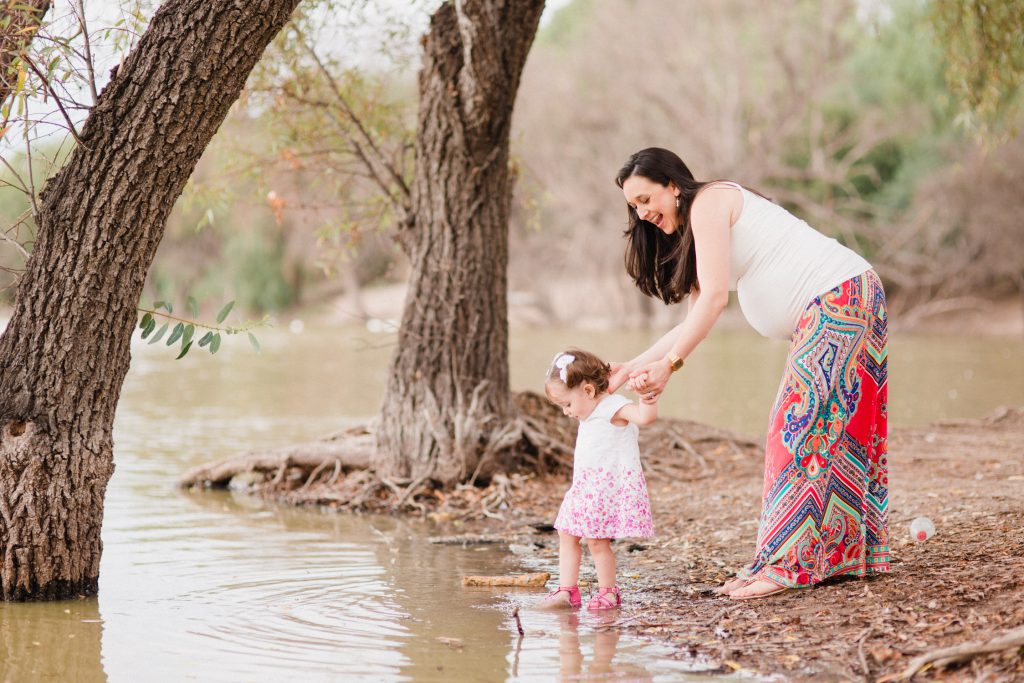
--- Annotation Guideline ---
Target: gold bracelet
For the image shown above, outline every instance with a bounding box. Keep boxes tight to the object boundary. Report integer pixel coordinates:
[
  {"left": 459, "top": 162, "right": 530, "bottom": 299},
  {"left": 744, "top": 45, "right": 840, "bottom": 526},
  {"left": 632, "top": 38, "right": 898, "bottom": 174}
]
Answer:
[{"left": 667, "top": 353, "right": 684, "bottom": 372}]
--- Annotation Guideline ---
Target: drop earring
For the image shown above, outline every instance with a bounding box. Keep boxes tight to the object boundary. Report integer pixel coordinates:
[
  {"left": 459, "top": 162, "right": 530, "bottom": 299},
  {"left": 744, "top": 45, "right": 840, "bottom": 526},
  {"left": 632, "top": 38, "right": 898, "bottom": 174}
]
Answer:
[{"left": 675, "top": 196, "right": 681, "bottom": 210}]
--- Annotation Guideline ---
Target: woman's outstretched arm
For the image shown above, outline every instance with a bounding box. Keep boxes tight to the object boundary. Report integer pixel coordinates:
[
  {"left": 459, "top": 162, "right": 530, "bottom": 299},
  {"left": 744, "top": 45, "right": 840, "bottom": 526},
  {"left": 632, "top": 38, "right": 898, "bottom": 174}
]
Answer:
[
  {"left": 624, "top": 187, "right": 736, "bottom": 397},
  {"left": 619, "top": 291, "right": 701, "bottom": 371}
]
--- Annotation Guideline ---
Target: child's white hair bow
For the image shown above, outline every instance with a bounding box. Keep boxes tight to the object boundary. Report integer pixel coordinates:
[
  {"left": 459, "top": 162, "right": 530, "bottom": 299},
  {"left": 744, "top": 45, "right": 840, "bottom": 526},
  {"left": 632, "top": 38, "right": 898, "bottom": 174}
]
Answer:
[{"left": 550, "top": 352, "right": 575, "bottom": 383}]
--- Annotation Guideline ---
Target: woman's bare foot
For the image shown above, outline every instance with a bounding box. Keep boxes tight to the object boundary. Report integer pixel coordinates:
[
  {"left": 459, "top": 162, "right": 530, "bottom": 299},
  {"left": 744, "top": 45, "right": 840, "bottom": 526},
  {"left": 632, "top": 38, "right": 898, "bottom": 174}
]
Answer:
[
  {"left": 713, "top": 577, "right": 747, "bottom": 595},
  {"left": 728, "top": 579, "right": 788, "bottom": 600}
]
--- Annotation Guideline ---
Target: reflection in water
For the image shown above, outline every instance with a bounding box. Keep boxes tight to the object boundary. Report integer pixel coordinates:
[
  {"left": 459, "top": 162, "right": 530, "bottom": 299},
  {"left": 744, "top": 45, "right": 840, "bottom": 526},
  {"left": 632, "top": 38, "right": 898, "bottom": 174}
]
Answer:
[
  {"left": 555, "top": 611, "right": 652, "bottom": 682},
  {"left": 508, "top": 600, "right": 716, "bottom": 682},
  {"left": 0, "top": 599, "right": 105, "bottom": 682},
  {"left": 101, "top": 490, "right": 409, "bottom": 681}
]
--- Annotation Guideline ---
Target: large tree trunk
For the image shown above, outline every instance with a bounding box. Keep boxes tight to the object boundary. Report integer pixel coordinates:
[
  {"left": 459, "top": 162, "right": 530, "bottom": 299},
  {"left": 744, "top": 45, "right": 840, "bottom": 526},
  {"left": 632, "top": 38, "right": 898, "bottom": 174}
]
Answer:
[
  {"left": 0, "top": 0, "right": 299, "bottom": 601},
  {"left": 374, "top": 0, "right": 545, "bottom": 486}
]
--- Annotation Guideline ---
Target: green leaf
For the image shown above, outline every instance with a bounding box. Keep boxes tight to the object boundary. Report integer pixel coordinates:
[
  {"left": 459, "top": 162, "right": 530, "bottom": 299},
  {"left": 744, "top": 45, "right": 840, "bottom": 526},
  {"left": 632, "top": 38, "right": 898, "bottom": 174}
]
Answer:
[
  {"left": 248, "top": 332, "right": 261, "bottom": 354},
  {"left": 182, "top": 324, "right": 195, "bottom": 347},
  {"left": 197, "top": 331, "right": 214, "bottom": 348},
  {"left": 167, "top": 323, "right": 184, "bottom": 346},
  {"left": 139, "top": 312, "right": 153, "bottom": 329},
  {"left": 148, "top": 323, "right": 168, "bottom": 344},
  {"left": 210, "top": 333, "right": 221, "bottom": 354},
  {"left": 163, "top": 301, "right": 173, "bottom": 314},
  {"left": 175, "top": 341, "right": 192, "bottom": 360},
  {"left": 216, "top": 300, "right": 234, "bottom": 324},
  {"left": 187, "top": 296, "right": 198, "bottom": 319},
  {"left": 153, "top": 300, "right": 164, "bottom": 310},
  {"left": 141, "top": 317, "right": 156, "bottom": 339}
]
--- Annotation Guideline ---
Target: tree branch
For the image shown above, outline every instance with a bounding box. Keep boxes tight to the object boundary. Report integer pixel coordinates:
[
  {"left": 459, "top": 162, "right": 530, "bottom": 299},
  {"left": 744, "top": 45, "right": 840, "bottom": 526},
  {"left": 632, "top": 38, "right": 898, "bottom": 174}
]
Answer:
[
  {"left": 74, "top": 0, "right": 99, "bottom": 106},
  {"left": 0, "top": 0, "right": 51, "bottom": 107},
  {"left": 295, "top": 32, "right": 411, "bottom": 205},
  {"left": 19, "top": 53, "right": 84, "bottom": 146}
]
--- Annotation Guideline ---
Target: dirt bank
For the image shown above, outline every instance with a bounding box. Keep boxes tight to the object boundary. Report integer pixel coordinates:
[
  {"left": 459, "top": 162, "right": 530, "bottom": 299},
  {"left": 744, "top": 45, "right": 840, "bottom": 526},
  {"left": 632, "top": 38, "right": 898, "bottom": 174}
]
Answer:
[{"left": 185, "top": 400, "right": 1024, "bottom": 681}]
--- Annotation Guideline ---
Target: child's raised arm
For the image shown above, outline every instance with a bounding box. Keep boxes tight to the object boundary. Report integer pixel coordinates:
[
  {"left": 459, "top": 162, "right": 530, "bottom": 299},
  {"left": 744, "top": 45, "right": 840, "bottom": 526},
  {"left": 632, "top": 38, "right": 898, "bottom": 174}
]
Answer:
[{"left": 611, "top": 397, "right": 658, "bottom": 427}]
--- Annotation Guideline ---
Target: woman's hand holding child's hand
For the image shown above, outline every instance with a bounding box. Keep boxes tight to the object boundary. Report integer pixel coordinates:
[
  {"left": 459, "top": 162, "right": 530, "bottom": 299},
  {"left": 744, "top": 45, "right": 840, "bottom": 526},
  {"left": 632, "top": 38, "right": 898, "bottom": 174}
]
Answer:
[{"left": 628, "top": 358, "right": 672, "bottom": 401}]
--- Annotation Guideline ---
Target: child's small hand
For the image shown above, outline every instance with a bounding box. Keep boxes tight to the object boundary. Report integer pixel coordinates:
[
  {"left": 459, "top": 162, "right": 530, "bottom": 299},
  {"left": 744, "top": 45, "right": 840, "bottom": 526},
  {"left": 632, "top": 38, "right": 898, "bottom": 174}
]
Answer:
[
  {"left": 608, "top": 362, "right": 630, "bottom": 393},
  {"left": 639, "top": 392, "right": 660, "bottom": 405}
]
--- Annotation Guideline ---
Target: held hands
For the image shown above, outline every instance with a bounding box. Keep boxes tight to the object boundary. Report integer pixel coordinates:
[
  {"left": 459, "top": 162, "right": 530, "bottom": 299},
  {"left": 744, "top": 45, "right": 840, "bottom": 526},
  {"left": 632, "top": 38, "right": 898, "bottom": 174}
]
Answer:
[{"left": 627, "top": 358, "right": 672, "bottom": 401}]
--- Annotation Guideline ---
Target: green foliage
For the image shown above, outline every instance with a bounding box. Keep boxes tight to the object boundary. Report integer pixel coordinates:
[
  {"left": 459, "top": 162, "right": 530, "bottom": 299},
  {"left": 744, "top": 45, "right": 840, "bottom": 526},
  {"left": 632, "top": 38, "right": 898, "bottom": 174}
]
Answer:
[
  {"left": 536, "top": 0, "right": 595, "bottom": 48},
  {"left": 931, "top": 0, "right": 1024, "bottom": 137},
  {"left": 773, "top": 1, "right": 966, "bottom": 233},
  {"left": 136, "top": 297, "right": 267, "bottom": 360},
  {"left": 223, "top": 226, "right": 297, "bottom": 313}
]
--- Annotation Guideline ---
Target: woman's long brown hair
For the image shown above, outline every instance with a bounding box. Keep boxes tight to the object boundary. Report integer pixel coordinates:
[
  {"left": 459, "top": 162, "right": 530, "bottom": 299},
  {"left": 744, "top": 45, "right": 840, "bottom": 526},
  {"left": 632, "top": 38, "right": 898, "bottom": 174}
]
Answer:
[{"left": 615, "top": 147, "right": 709, "bottom": 304}]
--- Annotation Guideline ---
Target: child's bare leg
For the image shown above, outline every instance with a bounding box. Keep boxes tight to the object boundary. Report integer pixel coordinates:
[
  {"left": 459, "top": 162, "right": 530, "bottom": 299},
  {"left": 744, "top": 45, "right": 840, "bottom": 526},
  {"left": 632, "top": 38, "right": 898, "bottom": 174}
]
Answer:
[
  {"left": 559, "top": 532, "right": 582, "bottom": 586},
  {"left": 539, "top": 531, "right": 582, "bottom": 609},
  {"left": 586, "top": 538, "right": 616, "bottom": 588}
]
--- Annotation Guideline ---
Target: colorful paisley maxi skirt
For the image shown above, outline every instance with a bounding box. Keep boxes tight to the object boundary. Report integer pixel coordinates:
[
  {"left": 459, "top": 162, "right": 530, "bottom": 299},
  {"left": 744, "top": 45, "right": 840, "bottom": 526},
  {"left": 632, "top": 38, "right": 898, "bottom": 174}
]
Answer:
[{"left": 737, "top": 270, "right": 890, "bottom": 589}]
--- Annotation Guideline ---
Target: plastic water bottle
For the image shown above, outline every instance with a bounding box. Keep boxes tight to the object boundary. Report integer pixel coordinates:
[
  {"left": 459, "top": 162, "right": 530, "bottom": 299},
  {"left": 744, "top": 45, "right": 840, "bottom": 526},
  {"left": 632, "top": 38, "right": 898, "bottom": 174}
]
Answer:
[{"left": 909, "top": 517, "right": 935, "bottom": 542}]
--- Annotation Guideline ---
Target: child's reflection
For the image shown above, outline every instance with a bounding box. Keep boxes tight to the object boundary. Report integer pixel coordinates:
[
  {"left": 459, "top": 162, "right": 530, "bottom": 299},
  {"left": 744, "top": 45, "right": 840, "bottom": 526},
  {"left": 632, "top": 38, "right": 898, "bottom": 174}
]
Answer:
[{"left": 555, "top": 611, "right": 653, "bottom": 682}]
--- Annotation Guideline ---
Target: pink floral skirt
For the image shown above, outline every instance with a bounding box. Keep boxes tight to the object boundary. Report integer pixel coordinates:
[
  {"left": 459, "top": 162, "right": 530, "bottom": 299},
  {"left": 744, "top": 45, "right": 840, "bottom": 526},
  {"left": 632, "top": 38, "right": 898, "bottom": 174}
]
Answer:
[{"left": 554, "top": 466, "right": 654, "bottom": 540}]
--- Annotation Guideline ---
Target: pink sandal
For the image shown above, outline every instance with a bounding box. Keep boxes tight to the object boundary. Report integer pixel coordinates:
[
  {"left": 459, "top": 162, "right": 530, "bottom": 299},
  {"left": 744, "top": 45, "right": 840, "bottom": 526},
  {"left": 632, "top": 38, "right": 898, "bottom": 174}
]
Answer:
[
  {"left": 539, "top": 585, "right": 581, "bottom": 609},
  {"left": 587, "top": 586, "right": 621, "bottom": 610}
]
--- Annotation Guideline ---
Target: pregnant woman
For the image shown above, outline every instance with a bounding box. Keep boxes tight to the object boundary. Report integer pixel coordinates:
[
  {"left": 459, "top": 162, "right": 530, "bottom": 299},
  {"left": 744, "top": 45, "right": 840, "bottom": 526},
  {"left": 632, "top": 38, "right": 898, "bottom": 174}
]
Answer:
[{"left": 609, "top": 147, "right": 890, "bottom": 599}]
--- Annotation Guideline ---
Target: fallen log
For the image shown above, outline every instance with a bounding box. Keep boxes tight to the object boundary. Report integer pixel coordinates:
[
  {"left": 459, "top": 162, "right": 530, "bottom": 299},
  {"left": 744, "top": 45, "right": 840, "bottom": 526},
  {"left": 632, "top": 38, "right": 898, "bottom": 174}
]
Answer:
[
  {"left": 462, "top": 572, "right": 550, "bottom": 587},
  {"left": 428, "top": 534, "right": 506, "bottom": 546}
]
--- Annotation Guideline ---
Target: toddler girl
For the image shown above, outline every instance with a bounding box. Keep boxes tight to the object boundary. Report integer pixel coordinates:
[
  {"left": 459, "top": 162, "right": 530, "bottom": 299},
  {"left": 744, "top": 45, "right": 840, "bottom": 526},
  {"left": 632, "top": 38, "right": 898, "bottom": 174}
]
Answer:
[{"left": 539, "top": 349, "right": 657, "bottom": 610}]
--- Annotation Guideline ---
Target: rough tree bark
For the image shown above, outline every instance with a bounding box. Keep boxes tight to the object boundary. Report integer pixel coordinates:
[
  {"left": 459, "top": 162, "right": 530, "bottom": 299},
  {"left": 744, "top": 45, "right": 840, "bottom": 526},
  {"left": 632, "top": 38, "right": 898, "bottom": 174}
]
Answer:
[
  {"left": 0, "top": 0, "right": 51, "bottom": 106},
  {"left": 374, "top": 0, "right": 546, "bottom": 487},
  {"left": 0, "top": 0, "right": 300, "bottom": 601}
]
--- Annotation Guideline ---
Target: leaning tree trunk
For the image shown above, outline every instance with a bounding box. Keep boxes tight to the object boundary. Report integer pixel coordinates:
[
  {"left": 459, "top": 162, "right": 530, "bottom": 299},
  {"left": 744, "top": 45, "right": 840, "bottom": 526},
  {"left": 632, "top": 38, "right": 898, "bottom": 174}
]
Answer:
[
  {"left": 0, "top": 0, "right": 300, "bottom": 601},
  {"left": 375, "top": 0, "right": 546, "bottom": 486}
]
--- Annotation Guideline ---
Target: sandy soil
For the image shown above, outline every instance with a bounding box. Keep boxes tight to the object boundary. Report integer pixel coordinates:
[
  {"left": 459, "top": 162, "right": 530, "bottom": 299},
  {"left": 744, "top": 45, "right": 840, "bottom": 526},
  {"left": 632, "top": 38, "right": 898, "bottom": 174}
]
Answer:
[{"left": 437, "top": 406, "right": 1024, "bottom": 682}]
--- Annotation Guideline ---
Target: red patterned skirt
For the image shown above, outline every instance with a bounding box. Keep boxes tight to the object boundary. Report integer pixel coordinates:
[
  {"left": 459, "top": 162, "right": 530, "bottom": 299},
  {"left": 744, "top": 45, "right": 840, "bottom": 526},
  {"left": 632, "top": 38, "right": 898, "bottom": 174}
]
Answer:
[{"left": 738, "top": 269, "right": 890, "bottom": 589}]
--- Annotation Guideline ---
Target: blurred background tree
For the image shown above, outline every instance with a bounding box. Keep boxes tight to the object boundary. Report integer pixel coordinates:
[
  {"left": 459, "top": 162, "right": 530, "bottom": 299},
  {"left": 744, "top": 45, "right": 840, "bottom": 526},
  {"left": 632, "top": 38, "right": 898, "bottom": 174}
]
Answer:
[
  {"left": 3, "top": 0, "right": 1022, "bottom": 328},
  {"left": 508, "top": 0, "right": 1024, "bottom": 327},
  {"left": 932, "top": 0, "right": 1024, "bottom": 138}
]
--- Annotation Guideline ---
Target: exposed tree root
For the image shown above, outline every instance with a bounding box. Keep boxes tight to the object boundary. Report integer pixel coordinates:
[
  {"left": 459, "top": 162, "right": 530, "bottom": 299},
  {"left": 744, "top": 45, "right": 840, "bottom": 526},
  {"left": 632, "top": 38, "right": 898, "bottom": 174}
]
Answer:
[
  {"left": 178, "top": 391, "right": 761, "bottom": 518},
  {"left": 178, "top": 425, "right": 375, "bottom": 489},
  {"left": 885, "top": 626, "right": 1024, "bottom": 681}
]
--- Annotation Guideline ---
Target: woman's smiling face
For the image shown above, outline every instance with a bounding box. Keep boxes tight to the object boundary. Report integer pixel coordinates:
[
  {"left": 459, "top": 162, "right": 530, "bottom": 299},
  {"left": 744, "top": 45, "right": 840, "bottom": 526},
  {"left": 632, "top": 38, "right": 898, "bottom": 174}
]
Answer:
[{"left": 622, "top": 175, "right": 680, "bottom": 234}]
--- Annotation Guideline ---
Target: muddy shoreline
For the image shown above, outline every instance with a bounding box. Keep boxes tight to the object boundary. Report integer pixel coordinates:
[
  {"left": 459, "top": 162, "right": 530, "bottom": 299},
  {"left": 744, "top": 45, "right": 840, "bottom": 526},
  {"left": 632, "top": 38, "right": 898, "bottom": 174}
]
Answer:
[
  {"left": 463, "top": 407, "right": 1024, "bottom": 682},
  {"left": 191, "top": 405, "right": 1024, "bottom": 681}
]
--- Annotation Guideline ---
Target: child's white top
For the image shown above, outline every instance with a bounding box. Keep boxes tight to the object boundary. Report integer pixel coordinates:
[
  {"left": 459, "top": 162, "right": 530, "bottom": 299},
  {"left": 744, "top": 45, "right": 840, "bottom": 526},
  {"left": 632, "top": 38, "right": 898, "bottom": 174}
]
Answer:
[
  {"left": 723, "top": 182, "right": 871, "bottom": 340},
  {"left": 573, "top": 393, "right": 640, "bottom": 475},
  {"left": 555, "top": 392, "right": 653, "bottom": 539}
]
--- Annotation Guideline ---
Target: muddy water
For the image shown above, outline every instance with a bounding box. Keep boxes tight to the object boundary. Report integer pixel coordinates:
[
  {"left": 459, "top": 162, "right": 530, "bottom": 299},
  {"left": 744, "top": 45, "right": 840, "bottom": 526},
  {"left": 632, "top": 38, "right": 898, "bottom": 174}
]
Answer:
[{"left": 0, "top": 323, "right": 1020, "bottom": 681}]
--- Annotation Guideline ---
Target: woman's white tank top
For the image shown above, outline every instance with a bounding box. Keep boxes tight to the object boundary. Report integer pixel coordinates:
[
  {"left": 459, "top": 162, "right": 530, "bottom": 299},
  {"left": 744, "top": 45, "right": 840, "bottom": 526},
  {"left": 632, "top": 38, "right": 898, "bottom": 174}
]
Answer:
[{"left": 719, "top": 182, "right": 871, "bottom": 340}]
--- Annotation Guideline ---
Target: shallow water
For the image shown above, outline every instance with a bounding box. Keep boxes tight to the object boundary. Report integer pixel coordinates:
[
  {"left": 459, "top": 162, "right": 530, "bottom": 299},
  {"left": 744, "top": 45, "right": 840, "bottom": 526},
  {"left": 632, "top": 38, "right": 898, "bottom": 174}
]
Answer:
[{"left": 0, "top": 323, "right": 1021, "bottom": 681}]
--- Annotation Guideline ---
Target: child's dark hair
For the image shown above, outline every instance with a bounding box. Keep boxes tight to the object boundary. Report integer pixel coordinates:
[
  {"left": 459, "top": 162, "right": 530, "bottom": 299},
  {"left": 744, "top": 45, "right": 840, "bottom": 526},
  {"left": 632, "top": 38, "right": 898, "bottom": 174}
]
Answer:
[{"left": 545, "top": 348, "right": 611, "bottom": 395}]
